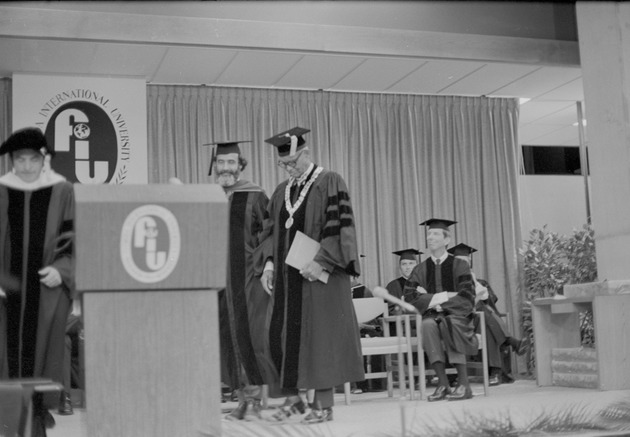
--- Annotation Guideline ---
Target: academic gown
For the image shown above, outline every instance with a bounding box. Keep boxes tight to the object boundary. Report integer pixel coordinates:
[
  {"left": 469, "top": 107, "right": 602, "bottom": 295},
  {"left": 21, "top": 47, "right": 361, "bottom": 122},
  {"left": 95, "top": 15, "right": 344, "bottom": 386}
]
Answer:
[
  {"left": 257, "top": 168, "right": 365, "bottom": 391},
  {"left": 385, "top": 276, "right": 406, "bottom": 314},
  {"left": 218, "top": 180, "right": 276, "bottom": 391},
  {"left": 403, "top": 256, "right": 478, "bottom": 356},
  {"left": 475, "top": 278, "right": 511, "bottom": 369},
  {"left": 0, "top": 172, "right": 74, "bottom": 385}
]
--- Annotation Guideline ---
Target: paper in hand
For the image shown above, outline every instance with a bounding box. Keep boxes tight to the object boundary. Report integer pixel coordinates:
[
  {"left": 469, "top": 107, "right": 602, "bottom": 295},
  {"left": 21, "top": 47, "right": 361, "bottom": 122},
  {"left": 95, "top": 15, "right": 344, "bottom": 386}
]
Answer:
[{"left": 285, "top": 231, "right": 329, "bottom": 283}]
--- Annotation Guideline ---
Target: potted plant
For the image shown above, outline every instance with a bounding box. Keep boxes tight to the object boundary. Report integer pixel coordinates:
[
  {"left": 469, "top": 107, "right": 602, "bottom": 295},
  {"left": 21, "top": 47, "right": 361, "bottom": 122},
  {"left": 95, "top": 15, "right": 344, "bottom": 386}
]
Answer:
[{"left": 519, "top": 224, "right": 597, "bottom": 373}]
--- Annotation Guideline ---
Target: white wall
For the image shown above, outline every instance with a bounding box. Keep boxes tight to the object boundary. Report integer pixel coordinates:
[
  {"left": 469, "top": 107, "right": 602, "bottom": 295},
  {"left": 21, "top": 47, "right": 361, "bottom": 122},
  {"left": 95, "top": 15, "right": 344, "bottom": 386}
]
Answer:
[{"left": 518, "top": 175, "right": 590, "bottom": 240}]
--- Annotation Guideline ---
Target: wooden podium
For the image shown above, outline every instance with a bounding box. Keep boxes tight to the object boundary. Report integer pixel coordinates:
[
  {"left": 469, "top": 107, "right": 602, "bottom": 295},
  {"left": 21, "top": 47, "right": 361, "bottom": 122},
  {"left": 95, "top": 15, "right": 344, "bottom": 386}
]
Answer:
[{"left": 74, "top": 184, "right": 228, "bottom": 437}]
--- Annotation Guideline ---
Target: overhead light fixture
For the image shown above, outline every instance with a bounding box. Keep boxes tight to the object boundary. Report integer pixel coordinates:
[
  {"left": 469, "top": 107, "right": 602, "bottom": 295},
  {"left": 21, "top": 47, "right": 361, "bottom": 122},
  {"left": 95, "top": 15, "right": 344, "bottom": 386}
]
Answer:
[
  {"left": 573, "top": 119, "right": 587, "bottom": 126},
  {"left": 519, "top": 97, "right": 531, "bottom": 104}
]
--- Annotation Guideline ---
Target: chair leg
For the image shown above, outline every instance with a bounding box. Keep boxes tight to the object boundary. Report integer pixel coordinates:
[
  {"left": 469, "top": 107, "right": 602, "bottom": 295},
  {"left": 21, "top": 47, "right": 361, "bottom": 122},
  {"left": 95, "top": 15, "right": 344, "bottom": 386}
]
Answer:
[
  {"left": 343, "top": 382, "right": 351, "bottom": 405},
  {"left": 479, "top": 312, "right": 489, "bottom": 396},
  {"left": 404, "top": 317, "right": 415, "bottom": 400},
  {"left": 261, "top": 384, "right": 269, "bottom": 409},
  {"left": 385, "top": 355, "right": 394, "bottom": 397}
]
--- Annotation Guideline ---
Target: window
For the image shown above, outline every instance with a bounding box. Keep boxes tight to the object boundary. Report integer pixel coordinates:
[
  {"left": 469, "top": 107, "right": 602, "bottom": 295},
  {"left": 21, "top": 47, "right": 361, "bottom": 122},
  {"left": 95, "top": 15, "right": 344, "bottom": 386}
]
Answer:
[{"left": 521, "top": 145, "right": 588, "bottom": 175}]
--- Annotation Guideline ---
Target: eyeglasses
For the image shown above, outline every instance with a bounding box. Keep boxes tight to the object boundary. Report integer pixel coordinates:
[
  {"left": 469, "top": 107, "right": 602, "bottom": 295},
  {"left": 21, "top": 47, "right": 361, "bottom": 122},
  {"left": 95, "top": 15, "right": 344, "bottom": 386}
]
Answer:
[{"left": 277, "top": 151, "right": 303, "bottom": 169}]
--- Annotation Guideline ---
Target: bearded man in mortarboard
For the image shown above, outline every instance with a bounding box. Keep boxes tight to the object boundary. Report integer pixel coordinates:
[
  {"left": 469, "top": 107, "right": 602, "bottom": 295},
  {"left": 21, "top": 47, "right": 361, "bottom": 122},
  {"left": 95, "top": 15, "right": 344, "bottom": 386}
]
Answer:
[
  {"left": 257, "top": 127, "right": 364, "bottom": 424},
  {"left": 206, "top": 140, "right": 275, "bottom": 421},
  {"left": 0, "top": 127, "right": 75, "bottom": 431}
]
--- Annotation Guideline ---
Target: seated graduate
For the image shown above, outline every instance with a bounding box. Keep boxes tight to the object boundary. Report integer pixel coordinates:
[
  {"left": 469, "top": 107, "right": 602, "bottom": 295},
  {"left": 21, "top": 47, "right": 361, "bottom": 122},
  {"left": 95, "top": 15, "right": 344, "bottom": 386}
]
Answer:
[
  {"left": 448, "top": 243, "right": 529, "bottom": 386},
  {"left": 385, "top": 248, "right": 421, "bottom": 314},
  {"left": 401, "top": 219, "right": 478, "bottom": 402}
]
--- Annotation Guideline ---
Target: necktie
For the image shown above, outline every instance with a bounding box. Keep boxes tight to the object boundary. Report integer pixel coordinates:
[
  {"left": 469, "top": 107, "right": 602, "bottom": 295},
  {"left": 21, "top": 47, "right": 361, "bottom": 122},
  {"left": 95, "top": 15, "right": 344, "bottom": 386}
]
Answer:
[{"left": 435, "top": 259, "right": 443, "bottom": 293}]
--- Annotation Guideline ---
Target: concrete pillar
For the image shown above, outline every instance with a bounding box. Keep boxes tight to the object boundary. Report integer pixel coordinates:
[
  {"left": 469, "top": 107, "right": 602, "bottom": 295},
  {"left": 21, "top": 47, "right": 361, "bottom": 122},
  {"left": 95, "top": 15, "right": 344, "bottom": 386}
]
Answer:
[{"left": 576, "top": 3, "right": 630, "bottom": 281}]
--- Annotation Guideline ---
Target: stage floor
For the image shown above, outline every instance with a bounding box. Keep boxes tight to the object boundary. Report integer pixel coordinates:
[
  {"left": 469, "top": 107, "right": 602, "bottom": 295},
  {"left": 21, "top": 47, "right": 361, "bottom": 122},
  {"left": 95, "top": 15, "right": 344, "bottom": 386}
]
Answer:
[{"left": 49, "top": 379, "right": 630, "bottom": 437}]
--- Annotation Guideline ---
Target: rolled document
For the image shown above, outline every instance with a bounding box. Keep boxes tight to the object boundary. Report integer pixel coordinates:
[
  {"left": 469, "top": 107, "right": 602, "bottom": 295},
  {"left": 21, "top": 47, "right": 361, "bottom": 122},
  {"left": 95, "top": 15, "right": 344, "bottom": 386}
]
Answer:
[{"left": 372, "top": 286, "right": 419, "bottom": 314}]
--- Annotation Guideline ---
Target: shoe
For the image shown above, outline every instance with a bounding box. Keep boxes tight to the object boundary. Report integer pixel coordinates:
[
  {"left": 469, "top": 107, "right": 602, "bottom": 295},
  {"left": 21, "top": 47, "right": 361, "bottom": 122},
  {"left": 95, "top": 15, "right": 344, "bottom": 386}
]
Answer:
[
  {"left": 267, "top": 398, "right": 306, "bottom": 422},
  {"left": 427, "top": 385, "right": 451, "bottom": 402},
  {"left": 302, "top": 407, "right": 333, "bottom": 424},
  {"left": 243, "top": 399, "right": 262, "bottom": 421},
  {"left": 351, "top": 387, "right": 363, "bottom": 394},
  {"left": 225, "top": 401, "right": 247, "bottom": 421},
  {"left": 42, "top": 410, "right": 56, "bottom": 429},
  {"left": 446, "top": 384, "right": 473, "bottom": 401},
  {"left": 516, "top": 338, "right": 530, "bottom": 356},
  {"left": 488, "top": 374, "right": 500, "bottom": 387},
  {"left": 58, "top": 391, "right": 74, "bottom": 416}
]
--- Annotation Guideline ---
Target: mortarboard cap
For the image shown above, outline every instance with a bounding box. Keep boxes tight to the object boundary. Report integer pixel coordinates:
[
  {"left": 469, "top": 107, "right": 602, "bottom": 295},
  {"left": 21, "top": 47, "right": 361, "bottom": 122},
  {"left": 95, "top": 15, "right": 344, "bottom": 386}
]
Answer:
[
  {"left": 447, "top": 243, "right": 477, "bottom": 257},
  {"left": 264, "top": 127, "right": 310, "bottom": 157},
  {"left": 202, "top": 140, "right": 250, "bottom": 176},
  {"left": 419, "top": 218, "right": 457, "bottom": 230},
  {"left": 392, "top": 248, "right": 422, "bottom": 261},
  {"left": 0, "top": 127, "right": 53, "bottom": 157},
  {"left": 448, "top": 243, "right": 477, "bottom": 267}
]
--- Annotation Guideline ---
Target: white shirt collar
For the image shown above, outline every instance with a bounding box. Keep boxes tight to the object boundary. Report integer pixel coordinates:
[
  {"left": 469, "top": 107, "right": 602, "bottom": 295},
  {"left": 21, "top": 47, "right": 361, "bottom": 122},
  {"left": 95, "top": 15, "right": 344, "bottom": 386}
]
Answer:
[
  {"left": 0, "top": 169, "right": 66, "bottom": 190},
  {"left": 430, "top": 252, "right": 449, "bottom": 264}
]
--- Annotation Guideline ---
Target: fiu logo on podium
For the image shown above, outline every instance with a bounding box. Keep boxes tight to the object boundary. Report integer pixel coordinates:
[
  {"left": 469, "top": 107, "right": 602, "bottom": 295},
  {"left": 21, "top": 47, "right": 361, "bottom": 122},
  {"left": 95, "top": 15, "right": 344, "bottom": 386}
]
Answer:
[{"left": 120, "top": 205, "right": 181, "bottom": 283}]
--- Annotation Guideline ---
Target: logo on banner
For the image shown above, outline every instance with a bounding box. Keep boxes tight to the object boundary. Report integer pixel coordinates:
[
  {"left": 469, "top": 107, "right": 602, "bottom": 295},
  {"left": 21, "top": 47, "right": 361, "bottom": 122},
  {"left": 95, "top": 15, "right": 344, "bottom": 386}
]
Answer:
[
  {"left": 36, "top": 89, "right": 131, "bottom": 184},
  {"left": 120, "top": 205, "right": 181, "bottom": 283}
]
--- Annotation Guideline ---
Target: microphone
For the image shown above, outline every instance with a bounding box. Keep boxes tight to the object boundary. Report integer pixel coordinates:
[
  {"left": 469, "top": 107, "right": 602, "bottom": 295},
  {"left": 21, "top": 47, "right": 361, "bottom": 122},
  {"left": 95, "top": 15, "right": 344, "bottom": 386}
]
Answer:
[{"left": 372, "top": 286, "right": 419, "bottom": 314}]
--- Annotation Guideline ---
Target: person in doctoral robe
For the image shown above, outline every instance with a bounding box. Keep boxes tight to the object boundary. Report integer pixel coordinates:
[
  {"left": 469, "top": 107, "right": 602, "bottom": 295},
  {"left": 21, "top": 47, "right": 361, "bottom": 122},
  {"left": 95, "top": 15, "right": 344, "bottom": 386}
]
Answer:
[
  {"left": 0, "top": 127, "right": 75, "bottom": 433},
  {"left": 257, "top": 127, "right": 364, "bottom": 424},
  {"left": 401, "top": 219, "right": 478, "bottom": 402},
  {"left": 385, "top": 248, "right": 421, "bottom": 314},
  {"left": 205, "top": 140, "right": 275, "bottom": 421},
  {"left": 448, "top": 243, "right": 529, "bottom": 386}
]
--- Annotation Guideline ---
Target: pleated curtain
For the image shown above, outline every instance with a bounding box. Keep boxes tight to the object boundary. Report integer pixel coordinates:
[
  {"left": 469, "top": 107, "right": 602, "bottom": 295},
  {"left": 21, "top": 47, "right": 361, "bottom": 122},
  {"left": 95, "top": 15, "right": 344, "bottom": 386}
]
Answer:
[
  {"left": 146, "top": 85, "right": 522, "bottom": 325},
  {"left": 0, "top": 80, "right": 523, "bottom": 331}
]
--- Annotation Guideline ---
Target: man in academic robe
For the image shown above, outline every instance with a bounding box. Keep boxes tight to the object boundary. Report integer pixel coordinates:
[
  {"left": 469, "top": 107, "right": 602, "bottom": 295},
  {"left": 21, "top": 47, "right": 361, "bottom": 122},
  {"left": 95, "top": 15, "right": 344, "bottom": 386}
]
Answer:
[
  {"left": 207, "top": 140, "right": 274, "bottom": 421},
  {"left": 402, "top": 219, "right": 478, "bottom": 401},
  {"left": 257, "top": 127, "right": 364, "bottom": 424},
  {"left": 0, "top": 127, "right": 75, "bottom": 431},
  {"left": 448, "top": 243, "right": 528, "bottom": 386},
  {"left": 385, "top": 248, "right": 421, "bottom": 314}
]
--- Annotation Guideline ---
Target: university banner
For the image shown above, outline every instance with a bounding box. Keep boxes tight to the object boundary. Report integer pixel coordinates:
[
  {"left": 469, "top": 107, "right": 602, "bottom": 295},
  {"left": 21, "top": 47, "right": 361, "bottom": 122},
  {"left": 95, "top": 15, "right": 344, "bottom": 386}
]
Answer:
[{"left": 13, "top": 73, "right": 148, "bottom": 184}]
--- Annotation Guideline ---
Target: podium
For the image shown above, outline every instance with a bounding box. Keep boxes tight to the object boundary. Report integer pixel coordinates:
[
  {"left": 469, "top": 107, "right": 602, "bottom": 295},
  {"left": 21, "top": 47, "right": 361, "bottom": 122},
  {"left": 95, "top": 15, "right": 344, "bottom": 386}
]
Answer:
[{"left": 74, "top": 184, "right": 228, "bottom": 437}]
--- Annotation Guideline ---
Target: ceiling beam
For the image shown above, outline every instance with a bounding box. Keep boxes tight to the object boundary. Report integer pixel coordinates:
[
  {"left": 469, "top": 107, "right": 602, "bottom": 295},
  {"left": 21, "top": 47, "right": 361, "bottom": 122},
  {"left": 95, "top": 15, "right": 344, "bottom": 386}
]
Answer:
[{"left": 0, "top": 5, "right": 580, "bottom": 67}]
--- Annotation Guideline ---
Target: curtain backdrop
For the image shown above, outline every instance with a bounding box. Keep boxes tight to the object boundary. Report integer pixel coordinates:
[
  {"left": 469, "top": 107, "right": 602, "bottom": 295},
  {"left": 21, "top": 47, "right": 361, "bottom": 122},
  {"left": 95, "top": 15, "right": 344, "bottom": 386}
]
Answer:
[
  {"left": 147, "top": 85, "right": 523, "bottom": 326},
  {"left": 0, "top": 82, "right": 522, "bottom": 333}
]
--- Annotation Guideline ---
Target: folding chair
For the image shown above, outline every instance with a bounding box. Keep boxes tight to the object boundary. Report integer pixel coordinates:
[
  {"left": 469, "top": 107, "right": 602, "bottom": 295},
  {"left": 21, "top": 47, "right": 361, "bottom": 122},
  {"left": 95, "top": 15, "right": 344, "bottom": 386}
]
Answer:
[
  {"left": 343, "top": 297, "right": 417, "bottom": 405},
  {"left": 416, "top": 311, "right": 489, "bottom": 400}
]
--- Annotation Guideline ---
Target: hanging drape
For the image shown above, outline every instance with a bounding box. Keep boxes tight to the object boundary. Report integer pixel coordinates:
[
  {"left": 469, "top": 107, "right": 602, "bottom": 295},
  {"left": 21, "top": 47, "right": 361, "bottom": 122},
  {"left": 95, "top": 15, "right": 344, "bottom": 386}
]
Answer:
[
  {"left": 146, "top": 85, "right": 522, "bottom": 325},
  {"left": 0, "top": 82, "right": 522, "bottom": 330}
]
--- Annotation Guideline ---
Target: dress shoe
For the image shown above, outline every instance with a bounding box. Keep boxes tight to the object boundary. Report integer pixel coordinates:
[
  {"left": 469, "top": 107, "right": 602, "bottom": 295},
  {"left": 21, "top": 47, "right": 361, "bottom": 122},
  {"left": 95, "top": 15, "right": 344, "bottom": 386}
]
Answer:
[
  {"left": 488, "top": 374, "right": 500, "bottom": 386},
  {"left": 427, "top": 385, "right": 451, "bottom": 402},
  {"left": 446, "top": 384, "right": 473, "bottom": 401},
  {"left": 302, "top": 407, "right": 333, "bottom": 424},
  {"left": 225, "top": 401, "right": 247, "bottom": 421},
  {"left": 268, "top": 397, "right": 306, "bottom": 422},
  {"left": 42, "top": 410, "right": 56, "bottom": 429},
  {"left": 58, "top": 391, "right": 74, "bottom": 416}
]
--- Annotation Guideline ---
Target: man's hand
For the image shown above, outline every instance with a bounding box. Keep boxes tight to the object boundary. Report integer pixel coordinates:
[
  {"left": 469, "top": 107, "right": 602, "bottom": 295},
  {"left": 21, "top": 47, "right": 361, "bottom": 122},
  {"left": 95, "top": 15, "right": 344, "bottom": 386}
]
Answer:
[
  {"left": 300, "top": 260, "right": 325, "bottom": 282},
  {"left": 38, "top": 266, "right": 62, "bottom": 288},
  {"left": 416, "top": 286, "right": 428, "bottom": 294},
  {"left": 261, "top": 269, "right": 274, "bottom": 295}
]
